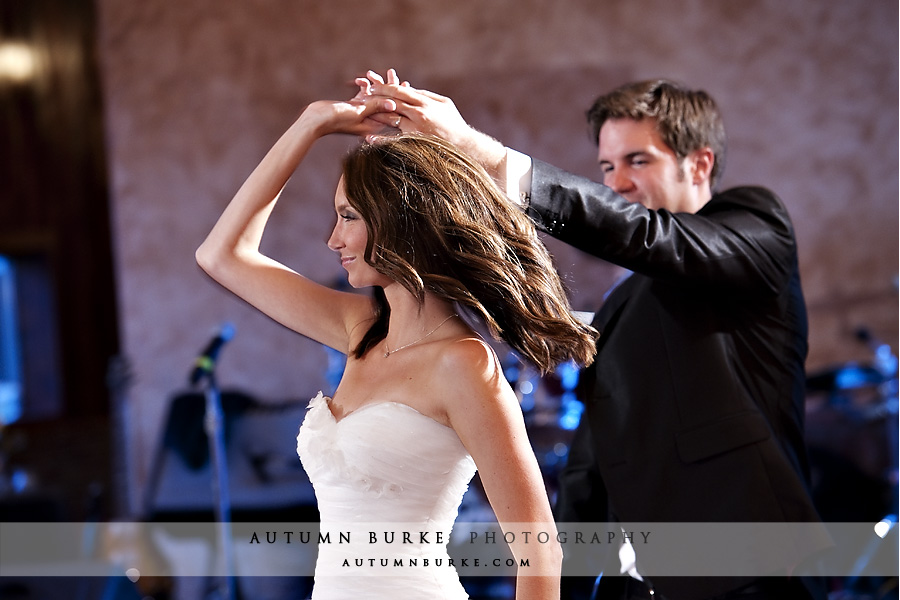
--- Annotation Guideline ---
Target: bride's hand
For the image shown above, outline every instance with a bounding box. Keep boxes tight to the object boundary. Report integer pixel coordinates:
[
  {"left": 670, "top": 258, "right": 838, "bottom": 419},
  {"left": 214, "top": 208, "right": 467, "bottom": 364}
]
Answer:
[
  {"left": 360, "top": 69, "right": 478, "bottom": 146},
  {"left": 359, "top": 68, "right": 507, "bottom": 177},
  {"left": 301, "top": 97, "right": 396, "bottom": 138}
]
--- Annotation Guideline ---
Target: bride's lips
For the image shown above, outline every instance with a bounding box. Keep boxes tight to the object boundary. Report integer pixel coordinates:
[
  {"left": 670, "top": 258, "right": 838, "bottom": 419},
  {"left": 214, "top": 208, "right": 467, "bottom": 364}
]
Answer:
[{"left": 340, "top": 256, "right": 355, "bottom": 268}]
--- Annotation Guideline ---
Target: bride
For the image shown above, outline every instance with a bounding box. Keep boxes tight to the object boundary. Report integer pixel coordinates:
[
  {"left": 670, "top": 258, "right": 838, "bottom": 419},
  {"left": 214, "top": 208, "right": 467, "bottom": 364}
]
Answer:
[{"left": 196, "top": 84, "right": 596, "bottom": 599}]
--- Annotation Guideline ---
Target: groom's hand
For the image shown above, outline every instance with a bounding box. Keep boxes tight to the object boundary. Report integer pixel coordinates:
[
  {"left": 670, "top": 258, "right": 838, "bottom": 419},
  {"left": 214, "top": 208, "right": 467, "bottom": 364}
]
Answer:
[{"left": 361, "top": 69, "right": 507, "bottom": 179}]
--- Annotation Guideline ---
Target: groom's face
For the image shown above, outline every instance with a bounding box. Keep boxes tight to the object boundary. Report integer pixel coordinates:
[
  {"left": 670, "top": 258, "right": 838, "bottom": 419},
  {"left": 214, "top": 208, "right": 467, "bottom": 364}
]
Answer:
[{"left": 597, "top": 117, "right": 707, "bottom": 215}]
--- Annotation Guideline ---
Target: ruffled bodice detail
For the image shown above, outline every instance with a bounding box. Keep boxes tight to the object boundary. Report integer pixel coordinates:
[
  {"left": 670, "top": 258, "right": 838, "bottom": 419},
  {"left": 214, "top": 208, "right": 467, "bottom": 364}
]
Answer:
[{"left": 295, "top": 392, "right": 477, "bottom": 599}]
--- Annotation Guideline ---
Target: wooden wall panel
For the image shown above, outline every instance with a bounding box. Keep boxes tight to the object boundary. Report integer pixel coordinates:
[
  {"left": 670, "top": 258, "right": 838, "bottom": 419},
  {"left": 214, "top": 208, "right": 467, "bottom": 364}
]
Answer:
[{"left": 1, "top": 0, "right": 119, "bottom": 418}]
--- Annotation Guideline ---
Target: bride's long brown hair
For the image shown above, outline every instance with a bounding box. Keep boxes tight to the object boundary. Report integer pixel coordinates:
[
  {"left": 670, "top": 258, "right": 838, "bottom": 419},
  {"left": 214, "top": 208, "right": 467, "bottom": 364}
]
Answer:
[{"left": 341, "top": 133, "right": 596, "bottom": 372}]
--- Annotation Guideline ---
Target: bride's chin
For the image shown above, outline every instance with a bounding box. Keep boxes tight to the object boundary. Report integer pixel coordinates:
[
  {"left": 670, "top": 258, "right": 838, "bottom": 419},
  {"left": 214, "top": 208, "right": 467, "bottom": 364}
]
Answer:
[{"left": 346, "top": 276, "right": 378, "bottom": 290}]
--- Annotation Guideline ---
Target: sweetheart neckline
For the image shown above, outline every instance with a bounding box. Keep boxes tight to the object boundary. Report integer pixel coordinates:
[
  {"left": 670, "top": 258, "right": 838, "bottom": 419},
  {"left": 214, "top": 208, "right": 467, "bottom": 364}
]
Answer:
[{"left": 323, "top": 396, "right": 453, "bottom": 431}]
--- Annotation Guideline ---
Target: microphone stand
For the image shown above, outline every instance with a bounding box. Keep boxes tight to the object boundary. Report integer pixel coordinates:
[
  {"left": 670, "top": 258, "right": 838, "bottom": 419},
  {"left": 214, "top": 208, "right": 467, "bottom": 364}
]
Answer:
[{"left": 196, "top": 366, "right": 237, "bottom": 600}]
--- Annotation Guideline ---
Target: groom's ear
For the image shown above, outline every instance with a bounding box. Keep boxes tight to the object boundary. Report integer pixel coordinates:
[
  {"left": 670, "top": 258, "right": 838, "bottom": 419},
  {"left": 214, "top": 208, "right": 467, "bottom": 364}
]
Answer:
[{"left": 687, "top": 146, "right": 715, "bottom": 186}]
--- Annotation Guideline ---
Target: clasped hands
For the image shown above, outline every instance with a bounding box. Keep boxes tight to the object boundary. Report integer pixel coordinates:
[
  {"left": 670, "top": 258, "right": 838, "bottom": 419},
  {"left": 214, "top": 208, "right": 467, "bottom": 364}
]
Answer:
[
  {"left": 349, "top": 69, "right": 473, "bottom": 147},
  {"left": 344, "top": 69, "right": 507, "bottom": 178}
]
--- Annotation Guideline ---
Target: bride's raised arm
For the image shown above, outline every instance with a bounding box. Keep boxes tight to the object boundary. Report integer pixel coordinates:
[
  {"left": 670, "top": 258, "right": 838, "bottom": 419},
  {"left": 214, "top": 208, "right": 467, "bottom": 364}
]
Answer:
[{"left": 196, "top": 98, "right": 389, "bottom": 353}]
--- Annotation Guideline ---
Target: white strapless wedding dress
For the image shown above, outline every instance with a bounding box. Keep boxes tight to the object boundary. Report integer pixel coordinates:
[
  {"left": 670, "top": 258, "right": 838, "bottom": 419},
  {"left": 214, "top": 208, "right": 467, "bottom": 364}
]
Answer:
[{"left": 296, "top": 392, "right": 477, "bottom": 599}]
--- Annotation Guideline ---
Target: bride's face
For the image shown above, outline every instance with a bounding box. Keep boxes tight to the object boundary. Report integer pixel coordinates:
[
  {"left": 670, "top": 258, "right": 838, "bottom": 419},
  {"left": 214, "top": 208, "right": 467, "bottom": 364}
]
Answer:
[{"left": 327, "top": 179, "right": 392, "bottom": 289}]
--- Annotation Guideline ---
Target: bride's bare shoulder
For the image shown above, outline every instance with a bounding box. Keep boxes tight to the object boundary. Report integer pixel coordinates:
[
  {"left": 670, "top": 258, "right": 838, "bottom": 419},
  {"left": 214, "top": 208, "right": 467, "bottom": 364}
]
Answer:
[
  {"left": 437, "top": 336, "right": 498, "bottom": 373},
  {"left": 433, "top": 336, "right": 512, "bottom": 408}
]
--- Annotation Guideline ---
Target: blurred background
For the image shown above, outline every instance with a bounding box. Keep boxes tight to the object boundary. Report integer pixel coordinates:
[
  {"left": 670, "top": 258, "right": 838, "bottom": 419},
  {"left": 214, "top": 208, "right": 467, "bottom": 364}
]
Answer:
[{"left": 0, "top": 0, "right": 897, "bottom": 599}]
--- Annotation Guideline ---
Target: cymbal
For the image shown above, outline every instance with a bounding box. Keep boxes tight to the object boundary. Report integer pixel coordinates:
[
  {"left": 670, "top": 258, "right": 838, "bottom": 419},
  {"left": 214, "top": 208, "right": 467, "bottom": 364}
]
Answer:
[{"left": 806, "top": 363, "right": 889, "bottom": 392}]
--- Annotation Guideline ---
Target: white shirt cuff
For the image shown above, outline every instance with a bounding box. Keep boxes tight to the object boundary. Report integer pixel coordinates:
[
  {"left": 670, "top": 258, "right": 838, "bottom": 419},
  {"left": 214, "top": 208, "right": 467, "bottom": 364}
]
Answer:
[{"left": 504, "top": 147, "right": 533, "bottom": 207}]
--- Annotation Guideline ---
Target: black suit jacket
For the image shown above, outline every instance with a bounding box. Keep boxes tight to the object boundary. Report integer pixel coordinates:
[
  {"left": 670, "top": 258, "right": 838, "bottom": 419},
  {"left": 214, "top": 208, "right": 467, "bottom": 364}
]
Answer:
[{"left": 527, "top": 160, "right": 830, "bottom": 599}]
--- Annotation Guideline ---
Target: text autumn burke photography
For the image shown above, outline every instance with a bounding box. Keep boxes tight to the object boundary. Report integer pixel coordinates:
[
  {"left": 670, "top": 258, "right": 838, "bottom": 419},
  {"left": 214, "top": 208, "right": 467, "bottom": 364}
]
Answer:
[{"left": 246, "top": 527, "right": 652, "bottom": 546}]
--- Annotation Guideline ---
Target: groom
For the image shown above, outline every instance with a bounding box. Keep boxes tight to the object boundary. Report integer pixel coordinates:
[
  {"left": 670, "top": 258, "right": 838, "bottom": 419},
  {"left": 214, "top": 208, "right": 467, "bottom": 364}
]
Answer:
[{"left": 362, "top": 71, "right": 831, "bottom": 600}]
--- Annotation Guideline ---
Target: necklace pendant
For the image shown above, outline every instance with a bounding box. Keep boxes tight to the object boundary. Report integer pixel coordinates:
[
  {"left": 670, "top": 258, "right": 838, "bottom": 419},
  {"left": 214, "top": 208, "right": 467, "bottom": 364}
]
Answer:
[{"left": 384, "top": 351, "right": 390, "bottom": 358}]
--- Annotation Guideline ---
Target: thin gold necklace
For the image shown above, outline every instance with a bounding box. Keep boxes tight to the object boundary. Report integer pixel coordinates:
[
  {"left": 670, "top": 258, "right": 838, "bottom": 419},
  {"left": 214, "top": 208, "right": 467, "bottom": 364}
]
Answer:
[{"left": 383, "top": 314, "right": 458, "bottom": 358}]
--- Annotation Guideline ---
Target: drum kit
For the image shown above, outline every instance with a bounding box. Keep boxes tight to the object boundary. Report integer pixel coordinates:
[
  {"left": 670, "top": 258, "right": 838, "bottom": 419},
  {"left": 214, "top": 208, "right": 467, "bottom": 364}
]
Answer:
[{"left": 805, "top": 328, "right": 898, "bottom": 524}]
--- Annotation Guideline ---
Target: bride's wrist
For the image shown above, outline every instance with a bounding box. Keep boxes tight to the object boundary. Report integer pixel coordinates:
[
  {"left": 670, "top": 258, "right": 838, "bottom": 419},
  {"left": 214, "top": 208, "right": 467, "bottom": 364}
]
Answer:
[{"left": 295, "top": 102, "right": 335, "bottom": 138}]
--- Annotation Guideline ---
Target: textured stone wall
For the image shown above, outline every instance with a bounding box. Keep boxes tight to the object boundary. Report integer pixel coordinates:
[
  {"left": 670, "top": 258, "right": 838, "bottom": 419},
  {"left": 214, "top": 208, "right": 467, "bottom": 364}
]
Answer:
[{"left": 94, "top": 0, "right": 898, "bottom": 509}]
